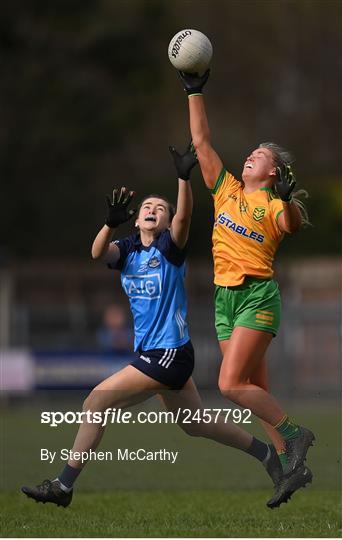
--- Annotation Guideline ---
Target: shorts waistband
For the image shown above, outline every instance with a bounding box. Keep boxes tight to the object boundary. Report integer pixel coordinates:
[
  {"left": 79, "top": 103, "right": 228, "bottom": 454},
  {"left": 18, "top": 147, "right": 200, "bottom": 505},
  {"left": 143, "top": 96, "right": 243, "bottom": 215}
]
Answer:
[{"left": 217, "top": 277, "right": 272, "bottom": 290}]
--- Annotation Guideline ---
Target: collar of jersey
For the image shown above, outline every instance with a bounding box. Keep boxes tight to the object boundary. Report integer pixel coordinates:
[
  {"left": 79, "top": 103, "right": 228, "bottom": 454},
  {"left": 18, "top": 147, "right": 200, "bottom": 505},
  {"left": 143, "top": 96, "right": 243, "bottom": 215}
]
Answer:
[
  {"left": 243, "top": 186, "right": 273, "bottom": 196},
  {"left": 134, "top": 231, "right": 163, "bottom": 251}
]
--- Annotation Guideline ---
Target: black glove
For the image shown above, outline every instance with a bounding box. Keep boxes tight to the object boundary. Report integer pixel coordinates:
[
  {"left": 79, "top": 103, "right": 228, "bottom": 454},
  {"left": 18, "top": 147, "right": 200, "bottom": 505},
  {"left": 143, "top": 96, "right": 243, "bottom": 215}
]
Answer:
[
  {"left": 275, "top": 164, "right": 296, "bottom": 202},
  {"left": 177, "top": 69, "right": 210, "bottom": 96},
  {"left": 105, "top": 187, "right": 136, "bottom": 228},
  {"left": 169, "top": 142, "right": 198, "bottom": 180}
]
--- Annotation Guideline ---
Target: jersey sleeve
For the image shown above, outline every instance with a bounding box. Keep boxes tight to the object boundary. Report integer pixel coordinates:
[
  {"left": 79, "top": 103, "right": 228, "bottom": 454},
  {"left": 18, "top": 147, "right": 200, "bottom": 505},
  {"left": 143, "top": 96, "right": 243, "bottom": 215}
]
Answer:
[
  {"left": 156, "top": 230, "right": 186, "bottom": 267},
  {"left": 270, "top": 199, "right": 285, "bottom": 223},
  {"left": 107, "top": 235, "right": 134, "bottom": 270},
  {"left": 209, "top": 168, "right": 241, "bottom": 208}
]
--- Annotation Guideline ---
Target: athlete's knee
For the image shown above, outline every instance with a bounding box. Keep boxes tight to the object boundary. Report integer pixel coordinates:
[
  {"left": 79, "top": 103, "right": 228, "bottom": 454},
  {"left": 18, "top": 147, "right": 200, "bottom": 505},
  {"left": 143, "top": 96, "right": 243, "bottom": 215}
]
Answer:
[
  {"left": 82, "top": 392, "right": 94, "bottom": 412},
  {"left": 218, "top": 376, "right": 244, "bottom": 401},
  {"left": 218, "top": 382, "right": 233, "bottom": 399},
  {"left": 82, "top": 389, "right": 105, "bottom": 413},
  {"left": 178, "top": 421, "right": 202, "bottom": 438}
]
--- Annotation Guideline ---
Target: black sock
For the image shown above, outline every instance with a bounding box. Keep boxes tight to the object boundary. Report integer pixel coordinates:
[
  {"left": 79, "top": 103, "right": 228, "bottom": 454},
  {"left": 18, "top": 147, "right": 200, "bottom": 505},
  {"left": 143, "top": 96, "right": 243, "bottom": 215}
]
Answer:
[
  {"left": 246, "top": 437, "right": 269, "bottom": 462},
  {"left": 58, "top": 464, "right": 82, "bottom": 489}
]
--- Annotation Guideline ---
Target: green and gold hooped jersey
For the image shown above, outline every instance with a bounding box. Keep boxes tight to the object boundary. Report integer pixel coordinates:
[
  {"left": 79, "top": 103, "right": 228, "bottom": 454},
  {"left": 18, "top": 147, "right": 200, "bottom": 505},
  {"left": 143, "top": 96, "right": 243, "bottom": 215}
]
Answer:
[{"left": 211, "top": 168, "right": 285, "bottom": 286}]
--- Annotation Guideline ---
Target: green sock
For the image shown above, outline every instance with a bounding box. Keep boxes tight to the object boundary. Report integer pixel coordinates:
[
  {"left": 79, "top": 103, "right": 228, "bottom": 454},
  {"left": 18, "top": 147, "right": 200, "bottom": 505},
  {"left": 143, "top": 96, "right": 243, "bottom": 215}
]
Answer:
[
  {"left": 275, "top": 415, "right": 299, "bottom": 440},
  {"left": 277, "top": 451, "right": 288, "bottom": 471}
]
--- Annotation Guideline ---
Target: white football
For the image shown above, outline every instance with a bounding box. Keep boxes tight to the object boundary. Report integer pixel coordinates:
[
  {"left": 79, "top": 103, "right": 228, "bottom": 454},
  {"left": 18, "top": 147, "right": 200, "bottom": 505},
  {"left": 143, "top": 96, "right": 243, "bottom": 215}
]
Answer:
[{"left": 168, "top": 29, "right": 213, "bottom": 74}]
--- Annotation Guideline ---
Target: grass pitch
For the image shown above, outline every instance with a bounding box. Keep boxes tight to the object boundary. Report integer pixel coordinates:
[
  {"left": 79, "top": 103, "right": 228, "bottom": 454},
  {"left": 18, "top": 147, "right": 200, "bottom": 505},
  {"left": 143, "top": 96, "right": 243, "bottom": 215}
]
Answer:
[
  {"left": 2, "top": 489, "right": 341, "bottom": 537},
  {"left": 1, "top": 398, "right": 341, "bottom": 537}
]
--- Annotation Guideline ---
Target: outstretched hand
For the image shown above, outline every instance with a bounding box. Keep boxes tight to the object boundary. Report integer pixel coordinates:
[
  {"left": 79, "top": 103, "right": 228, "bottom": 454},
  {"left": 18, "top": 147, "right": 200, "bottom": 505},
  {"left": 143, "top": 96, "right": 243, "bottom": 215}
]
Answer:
[
  {"left": 177, "top": 69, "right": 210, "bottom": 95},
  {"left": 105, "top": 187, "right": 136, "bottom": 228},
  {"left": 275, "top": 165, "right": 296, "bottom": 202},
  {"left": 169, "top": 141, "right": 198, "bottom": 180}
]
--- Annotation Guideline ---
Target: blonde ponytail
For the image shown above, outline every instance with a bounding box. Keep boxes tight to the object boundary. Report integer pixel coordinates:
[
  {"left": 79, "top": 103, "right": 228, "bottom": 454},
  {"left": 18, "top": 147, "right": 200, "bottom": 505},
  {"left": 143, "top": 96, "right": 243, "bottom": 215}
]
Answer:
[
  {"left": 292, "top": 189, "right": 311, "bottom": 227},
  {"left": 259, "top": 142, "right": 311, "bottom": 228}
]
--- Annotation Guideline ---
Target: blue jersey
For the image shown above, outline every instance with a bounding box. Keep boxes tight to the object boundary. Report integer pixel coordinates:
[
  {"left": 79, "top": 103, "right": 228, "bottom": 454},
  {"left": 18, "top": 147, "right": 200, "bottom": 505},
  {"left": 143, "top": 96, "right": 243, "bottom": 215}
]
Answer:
[{"left": 108, "top": 230, "right": 189, "bottom": 352}]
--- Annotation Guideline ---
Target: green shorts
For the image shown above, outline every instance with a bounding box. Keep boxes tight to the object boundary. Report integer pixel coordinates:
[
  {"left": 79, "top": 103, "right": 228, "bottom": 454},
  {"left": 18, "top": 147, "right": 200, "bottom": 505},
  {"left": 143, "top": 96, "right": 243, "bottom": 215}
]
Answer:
[{"left": 214, "top": 277, "right": 281, "bottom": 340}]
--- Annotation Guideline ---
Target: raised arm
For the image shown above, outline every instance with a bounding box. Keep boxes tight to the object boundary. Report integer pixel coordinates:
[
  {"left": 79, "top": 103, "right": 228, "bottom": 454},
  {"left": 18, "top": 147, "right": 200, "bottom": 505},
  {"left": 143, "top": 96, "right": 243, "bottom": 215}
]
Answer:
[
  {"left": 169, "top": 143, "right": 197, "bottom": 249},
  {"left": 178, "top": 71, "right": 223, "bottom": 189},
  {"left": 91, "top": 224, "right": 118, "bottom": 260},
  {"left": 277, "top": 202, "right": 302, "bottom": 234},
  {"left": 91, "top": 187, "right": 136, "bottom": 264},
  {"left": 274, "top": 165, "right": 302, "bottom": 233}
]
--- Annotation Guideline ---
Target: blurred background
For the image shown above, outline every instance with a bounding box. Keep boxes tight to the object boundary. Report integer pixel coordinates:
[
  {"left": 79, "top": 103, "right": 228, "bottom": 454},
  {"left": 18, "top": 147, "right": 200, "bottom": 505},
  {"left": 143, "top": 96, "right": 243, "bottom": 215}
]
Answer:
[{"left": 1, "top": 0, "right": 341, "bottom": 400}]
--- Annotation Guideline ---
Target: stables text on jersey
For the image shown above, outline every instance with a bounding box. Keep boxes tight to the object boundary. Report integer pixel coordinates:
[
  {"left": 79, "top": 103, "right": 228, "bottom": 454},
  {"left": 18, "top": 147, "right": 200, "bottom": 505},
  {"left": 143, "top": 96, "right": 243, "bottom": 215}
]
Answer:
[{"left": 215, "top": 212, "right": 264, "bottom": 243}]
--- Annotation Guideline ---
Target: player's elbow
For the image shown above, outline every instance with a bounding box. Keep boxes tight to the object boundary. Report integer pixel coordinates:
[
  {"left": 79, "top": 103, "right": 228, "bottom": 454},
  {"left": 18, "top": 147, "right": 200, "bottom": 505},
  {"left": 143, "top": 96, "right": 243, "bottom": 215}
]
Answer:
[
  {"left": 91, "top": 246, "right": 102, "bottom": 259},
  {"left": 192, "top": 136, "right": 211, "bottom": 151}
]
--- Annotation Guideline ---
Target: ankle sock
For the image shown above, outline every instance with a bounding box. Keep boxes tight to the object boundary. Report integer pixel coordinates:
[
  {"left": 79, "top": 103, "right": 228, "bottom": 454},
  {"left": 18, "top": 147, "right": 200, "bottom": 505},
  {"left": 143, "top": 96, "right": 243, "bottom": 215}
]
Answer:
[
  {"left": 57, "top": 464, "right": 82, "bottom": 490},
  {"left": 246, "top": 437, "right": 269, "bottom": 462},
  {"left": 274, "top": 415, "right": 299, "bottom": 440},
  {"left": 277, "top": 450, "right": 288, "bottom": 471}
]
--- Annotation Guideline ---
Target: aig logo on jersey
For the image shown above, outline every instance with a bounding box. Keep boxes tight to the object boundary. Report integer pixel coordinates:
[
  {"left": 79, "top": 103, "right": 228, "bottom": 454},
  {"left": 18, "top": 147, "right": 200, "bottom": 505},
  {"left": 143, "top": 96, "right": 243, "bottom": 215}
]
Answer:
[
  {"left": 123, "top": 273, "right": 162, "bottom": 300},
  {"left": 253, "top": 206, "right": 266, "bottom": 221}
]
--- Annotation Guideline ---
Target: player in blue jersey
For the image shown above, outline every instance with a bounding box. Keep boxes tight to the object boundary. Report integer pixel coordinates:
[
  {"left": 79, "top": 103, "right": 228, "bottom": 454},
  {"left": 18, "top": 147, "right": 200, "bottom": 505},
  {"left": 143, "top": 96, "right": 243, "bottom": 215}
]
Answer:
[{"left": 22, "top": 144, "right": 305, "bottom": 509}]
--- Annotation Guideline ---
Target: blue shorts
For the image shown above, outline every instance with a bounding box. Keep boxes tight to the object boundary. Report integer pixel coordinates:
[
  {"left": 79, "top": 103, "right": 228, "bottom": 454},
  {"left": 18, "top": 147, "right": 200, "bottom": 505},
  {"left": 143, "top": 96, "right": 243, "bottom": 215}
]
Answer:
[{"left": 131, "top": 341, "right": 194, "bottom": 390}]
